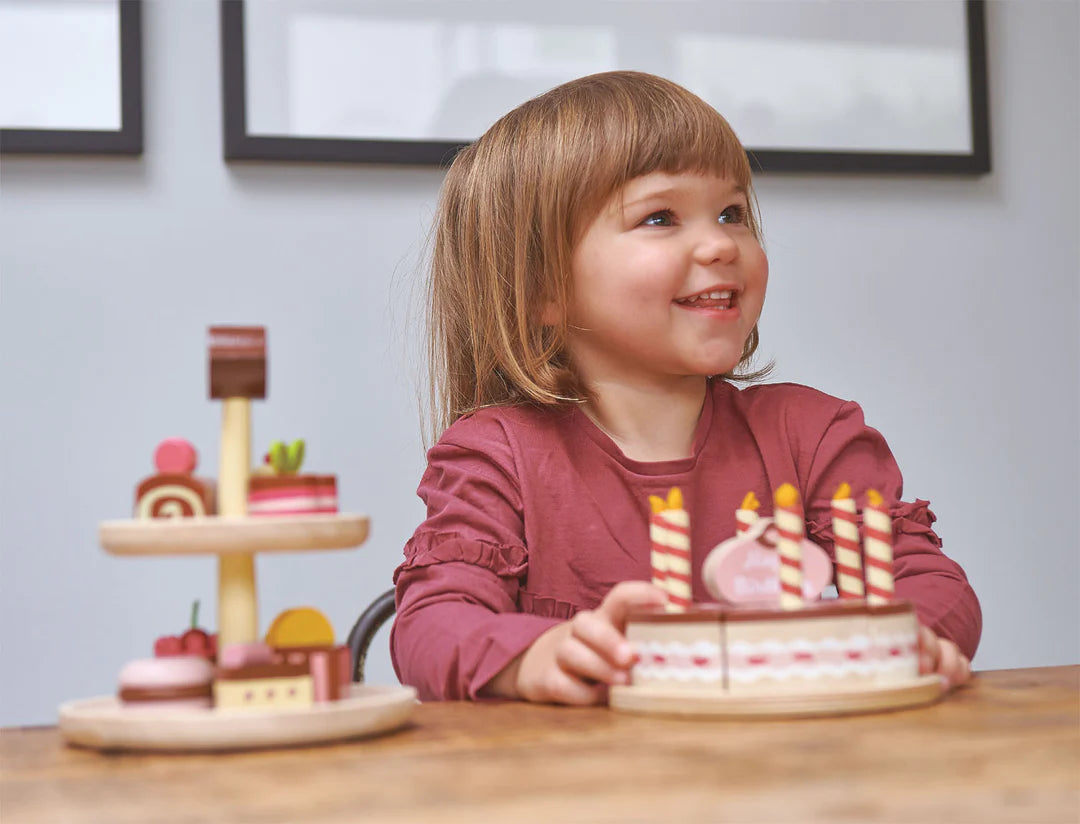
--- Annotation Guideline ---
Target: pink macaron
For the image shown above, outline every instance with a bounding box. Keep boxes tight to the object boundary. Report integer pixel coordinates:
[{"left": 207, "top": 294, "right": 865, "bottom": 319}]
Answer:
[{"left": 117, "top": 656, "right": 214, "bottom": 711}]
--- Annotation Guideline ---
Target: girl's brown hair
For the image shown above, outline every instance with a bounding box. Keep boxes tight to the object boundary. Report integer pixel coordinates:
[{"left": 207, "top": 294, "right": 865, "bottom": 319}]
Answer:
[{"left": 427, "top": 70, "right": 767, "bottom": 437}]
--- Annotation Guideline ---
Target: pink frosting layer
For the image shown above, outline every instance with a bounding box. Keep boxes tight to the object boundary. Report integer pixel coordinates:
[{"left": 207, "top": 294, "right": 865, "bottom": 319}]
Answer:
[{"left": 118, "top": 656, "right": 214, "bottom": 688}]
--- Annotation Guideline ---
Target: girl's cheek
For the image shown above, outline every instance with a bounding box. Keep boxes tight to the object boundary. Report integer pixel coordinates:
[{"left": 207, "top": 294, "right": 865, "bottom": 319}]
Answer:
[{"left": 752, "top": 244, "right": 769, "bottom": 275}]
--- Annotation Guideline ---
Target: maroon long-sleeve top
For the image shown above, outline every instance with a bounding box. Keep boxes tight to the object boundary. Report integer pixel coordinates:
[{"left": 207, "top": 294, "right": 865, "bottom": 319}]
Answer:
[{"left": 391, "top": 381, "right": 982, "bottom": 700}]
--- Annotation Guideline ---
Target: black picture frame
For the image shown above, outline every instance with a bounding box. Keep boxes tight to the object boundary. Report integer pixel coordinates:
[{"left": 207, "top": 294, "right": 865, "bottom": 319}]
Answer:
[
  {"left": 0, "top": 0, "right": 143, "bottom": 156},
  {"left": 221, "top": 0, "right": 990, "bottom": 174}
]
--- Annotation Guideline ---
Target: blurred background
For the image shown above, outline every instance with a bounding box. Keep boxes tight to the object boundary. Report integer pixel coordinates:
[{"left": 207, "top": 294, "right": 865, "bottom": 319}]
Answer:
[{"left": 1, "top": 0, "right": 1077, "bottom": 725}]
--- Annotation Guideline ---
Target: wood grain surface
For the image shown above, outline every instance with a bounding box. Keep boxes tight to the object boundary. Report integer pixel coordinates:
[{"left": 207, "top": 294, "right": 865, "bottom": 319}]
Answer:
[
  {"left": 2, "top": 666, "right": 1077, "bottom": 824},
  {"left": 98, "top": 513, "right": 369, "bottom": 556}
]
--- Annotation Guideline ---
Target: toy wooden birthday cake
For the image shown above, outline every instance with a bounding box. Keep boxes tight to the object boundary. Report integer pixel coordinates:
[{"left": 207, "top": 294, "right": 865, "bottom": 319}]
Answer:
[
  {"left": 58, "top": 326, "right": 416, "bottom": 752},
  {"left": 610, "top": 485, "right": 941, "bottom": 717}
]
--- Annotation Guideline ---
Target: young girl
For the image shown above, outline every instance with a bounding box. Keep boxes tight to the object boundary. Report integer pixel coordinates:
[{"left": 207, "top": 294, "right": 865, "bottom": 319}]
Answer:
[{"left": 390, "top": 71, "right": 981, "bottom": 704}]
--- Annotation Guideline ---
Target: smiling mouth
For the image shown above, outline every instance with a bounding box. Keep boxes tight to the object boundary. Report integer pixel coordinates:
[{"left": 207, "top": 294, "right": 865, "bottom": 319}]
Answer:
[{"left": 675, "top": 290, "right": 736, "bottom": 309}]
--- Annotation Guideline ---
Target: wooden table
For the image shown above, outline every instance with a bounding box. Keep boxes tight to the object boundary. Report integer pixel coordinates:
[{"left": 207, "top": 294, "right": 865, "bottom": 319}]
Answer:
[{"left": 2, "top": 667, "right": 1077, "bottom": 823}]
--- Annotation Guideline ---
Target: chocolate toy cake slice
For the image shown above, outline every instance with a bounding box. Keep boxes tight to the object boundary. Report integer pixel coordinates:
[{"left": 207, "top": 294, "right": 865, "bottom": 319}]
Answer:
[{"left": 135, "top": 438, "right": 216, "bottom": 518}]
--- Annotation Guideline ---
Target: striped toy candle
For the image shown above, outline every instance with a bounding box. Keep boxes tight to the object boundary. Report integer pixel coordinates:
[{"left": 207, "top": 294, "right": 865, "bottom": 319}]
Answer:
[
  {"left": 773, "top": 483, "right": 805, "bottom": 610},
  {"left": 735, "top": 491, "right": 760, "bottom": 534},
  {"left": 648, "top": 495, "right": 669, "bottom": 593},
  {"left": 831, "top": 483, "right": 864, "bottom": 599},
  {"left": 863, "top": 489, "right": 895, "bottom": 604},
  {"left": 648, "top": 488, "right": 692, "bottom": 613}
]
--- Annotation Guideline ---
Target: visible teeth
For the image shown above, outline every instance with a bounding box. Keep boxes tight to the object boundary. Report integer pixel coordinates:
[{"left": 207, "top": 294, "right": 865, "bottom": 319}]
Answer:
[{"left": 678, "top": 290, "right": 734, "bottom": 304}]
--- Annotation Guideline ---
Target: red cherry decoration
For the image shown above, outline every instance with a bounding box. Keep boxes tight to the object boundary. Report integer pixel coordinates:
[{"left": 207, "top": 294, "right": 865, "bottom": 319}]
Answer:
[
  {"left": 154, "top": 635, "right": 183, "bottom": 657},
  {"left": 181, "top": 628, "right": 211, "bottom": 655},
  {"left": 153, "top": 599, "right": 216, "bottom": 660}
]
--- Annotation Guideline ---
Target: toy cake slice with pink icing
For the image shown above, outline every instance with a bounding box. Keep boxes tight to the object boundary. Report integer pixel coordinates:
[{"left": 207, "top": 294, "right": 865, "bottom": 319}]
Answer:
[{"left": 247, "top": 439, "right": 338, "bottom": 516}]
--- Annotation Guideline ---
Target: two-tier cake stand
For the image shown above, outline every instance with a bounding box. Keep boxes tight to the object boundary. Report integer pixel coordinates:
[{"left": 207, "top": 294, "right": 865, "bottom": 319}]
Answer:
[{"left": 58, "top": 327, "right": 416, "bottom": 752}]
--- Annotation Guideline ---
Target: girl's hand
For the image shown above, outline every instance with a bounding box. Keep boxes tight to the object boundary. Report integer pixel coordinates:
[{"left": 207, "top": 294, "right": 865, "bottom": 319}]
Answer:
[
  {"left": 918, "top": 623, "right": 972, "bottom": 689},
  {"left": 491, "top": 581, "right": 668, "bottom": 705}
]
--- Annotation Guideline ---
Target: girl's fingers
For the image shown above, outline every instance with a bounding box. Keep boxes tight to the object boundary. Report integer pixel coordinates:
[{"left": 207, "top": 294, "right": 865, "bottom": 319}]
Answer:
[
  {"left": 533, "top": 665, "right": 606, "bottom": 706},
  {"left": 917, "top": 624, "right": 940, "bottom": 675},
  {"left": 595, "top": 581, "right": 669, "bottom": 629},
  {"left": 567, "top": 582, "right": 667, "bottom": 670},
  {"left": 556, "top": 633, "right": 631, "bottom": 686},
  {"left": 938, "top": 640, "right": 958, "bottom": 680},
  {"left": 569, "top": 610, "right": 635, "bottom": 668},
  {"left": 937, "top": 640, "right": 972, "bottom": 688},
  {"left": 513, "top": 623, "right": 608, "bottom": 705},
  {"left": 917, "top": 623, "right": 973, "bottom": 688}
]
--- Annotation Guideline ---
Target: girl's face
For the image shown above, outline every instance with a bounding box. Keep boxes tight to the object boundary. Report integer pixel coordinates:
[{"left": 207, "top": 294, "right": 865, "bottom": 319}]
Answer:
[{"left": 563, "top": 171, "right": 768, "bottom": 390}]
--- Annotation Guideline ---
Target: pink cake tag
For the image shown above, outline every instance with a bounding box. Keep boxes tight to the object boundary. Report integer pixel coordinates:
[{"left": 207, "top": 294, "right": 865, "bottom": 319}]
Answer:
[{"left": 702, "top": 518, "right": 832, "bottom": 606}]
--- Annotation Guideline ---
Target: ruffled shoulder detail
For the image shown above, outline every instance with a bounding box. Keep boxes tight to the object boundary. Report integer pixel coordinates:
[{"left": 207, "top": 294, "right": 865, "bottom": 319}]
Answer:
[
  {"left": 807, "top": 498, "right": 942, "bottom": 551},
  {"left": 394, "top": 531, "right": 529, "bottom": 583},
  {"left": 518, "top": 590, "right": 579, "bottom": 620},
  {"left": 890, "top": 499, "right": 942, "bottom": 547}
]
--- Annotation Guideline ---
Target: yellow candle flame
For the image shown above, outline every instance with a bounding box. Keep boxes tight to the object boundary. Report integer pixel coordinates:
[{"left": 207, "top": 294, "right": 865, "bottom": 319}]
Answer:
[
  {"left": 774, "top": 483, "right": 799, "bottom": 509},
  {"left": 649, "top": 487, "right": 684, "bottom": 513},
  {"left": 833, "top": 482, "right": 852, "bottom": 501},
  {"left": 739, "top": 491, "right": 760, "bottom": 511},
  {"left": 867, "top": 488, "right": 884, "bottom": 507}
]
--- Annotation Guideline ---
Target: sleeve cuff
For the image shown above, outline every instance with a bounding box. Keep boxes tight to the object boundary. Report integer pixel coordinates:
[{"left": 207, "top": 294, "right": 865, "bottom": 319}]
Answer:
[{"left": 466, "top": 612, "right": 563, "bottom": 700}]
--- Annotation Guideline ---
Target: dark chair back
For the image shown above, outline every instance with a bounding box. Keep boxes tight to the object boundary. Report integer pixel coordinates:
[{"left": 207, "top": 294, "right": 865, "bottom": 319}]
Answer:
[{"left": 346, "top": 589, "right": 397, "bottom": 683}]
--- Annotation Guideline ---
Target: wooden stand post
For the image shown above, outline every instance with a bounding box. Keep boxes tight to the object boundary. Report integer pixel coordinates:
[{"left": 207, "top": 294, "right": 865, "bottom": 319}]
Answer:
[{"left": 217, "top": 398, "right": 257, "bottom": 646}]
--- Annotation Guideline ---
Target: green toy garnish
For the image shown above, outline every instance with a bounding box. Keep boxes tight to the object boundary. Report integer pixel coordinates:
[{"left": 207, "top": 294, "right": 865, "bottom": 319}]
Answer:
[{"left": 267, "top": 439, "right": 306, "bottom": 474}]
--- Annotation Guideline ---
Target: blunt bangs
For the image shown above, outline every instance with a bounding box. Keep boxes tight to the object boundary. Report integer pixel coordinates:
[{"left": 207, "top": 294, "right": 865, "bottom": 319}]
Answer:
[{"left": 549, "top": 72, "right": 756, "bottom": 239}]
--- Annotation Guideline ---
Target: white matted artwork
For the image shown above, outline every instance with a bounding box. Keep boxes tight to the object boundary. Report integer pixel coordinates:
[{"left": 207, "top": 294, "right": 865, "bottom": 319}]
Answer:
[
  {"left": 221, "top": 0, "right": 989, "bottom": 173},
  {"left": 0, "top": 0, "right": 142, "bottom": 154}
]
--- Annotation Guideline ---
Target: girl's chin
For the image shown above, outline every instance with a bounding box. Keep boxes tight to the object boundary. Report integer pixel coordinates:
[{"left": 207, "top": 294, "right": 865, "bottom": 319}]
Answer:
[
  {"left": 690, "top": 356, "right": 744, "bottom": 377},
  {"left": 669, "top": 368, "right": 738, "bottom": 383}
]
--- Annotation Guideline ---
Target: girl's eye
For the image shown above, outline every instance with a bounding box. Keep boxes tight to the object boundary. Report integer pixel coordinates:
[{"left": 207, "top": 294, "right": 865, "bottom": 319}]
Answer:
[
  {"left": 719, "top": 205, "right": 748, "bottom": 225},
  {"left": 641, "top": 210, "right": 674, "bottom": 227}
]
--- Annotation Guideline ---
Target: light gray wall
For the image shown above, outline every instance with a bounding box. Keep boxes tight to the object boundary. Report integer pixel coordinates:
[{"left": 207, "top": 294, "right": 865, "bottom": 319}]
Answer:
[{"left": 1, "top": 1, "right": 1077, "bottom": 725}]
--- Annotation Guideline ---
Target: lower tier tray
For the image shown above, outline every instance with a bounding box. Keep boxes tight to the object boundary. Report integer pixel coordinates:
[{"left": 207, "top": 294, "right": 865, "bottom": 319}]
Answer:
[
  {"left": 58, "top": 684, "right": 417, "bottom": 752},
  {"left": 609, "top": 674, "right": 943, "bottom": 719}
]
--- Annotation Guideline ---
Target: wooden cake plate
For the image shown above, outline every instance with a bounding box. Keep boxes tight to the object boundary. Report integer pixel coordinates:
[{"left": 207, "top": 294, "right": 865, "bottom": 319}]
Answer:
[
  {"left": 609, "top": 674, "right": 944, "bottom": 719},
  {"left": 98, "top": 513, "right": 370, "bottom": 556},
  {"left": 58, "top": 684, "right": 417, "bottom": 752}
]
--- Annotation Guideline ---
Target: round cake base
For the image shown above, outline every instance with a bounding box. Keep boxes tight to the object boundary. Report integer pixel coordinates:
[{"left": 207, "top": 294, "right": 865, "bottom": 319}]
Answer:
[
  {"left": 609, "top": 674, "right": 943, "bottom": 719},
  {"left": 58, "top": 684, "right": 416, "bottom": 752}
]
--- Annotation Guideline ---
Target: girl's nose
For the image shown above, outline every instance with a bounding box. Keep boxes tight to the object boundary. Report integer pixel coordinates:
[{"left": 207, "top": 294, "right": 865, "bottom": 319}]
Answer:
[{"left": 693, "top": 225, "right": 739, "bottom": 266}]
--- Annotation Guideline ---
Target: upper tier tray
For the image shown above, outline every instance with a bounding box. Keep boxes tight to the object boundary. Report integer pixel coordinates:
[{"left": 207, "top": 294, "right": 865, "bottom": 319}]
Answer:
[{"left": 99, "top": 514, "right": 369, "bottom": 556}]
